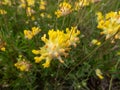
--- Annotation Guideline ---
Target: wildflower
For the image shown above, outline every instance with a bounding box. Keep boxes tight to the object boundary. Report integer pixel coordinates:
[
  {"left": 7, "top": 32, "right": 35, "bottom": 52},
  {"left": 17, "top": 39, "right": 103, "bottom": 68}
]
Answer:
[
  {"left": 55, "top": 2, "right": 72, "bottom": 18},
  {"left": 14, "top": 59, "right": 31, "bottom": 72},
  {"left": 74, "top": 0, "right": 101, "bottom": 10},
  {"left": 40, "top": 13, "right": 45, "bottom": 18},
  {"left": 39, "top": 0, "right": 47, "bottom": 10},
  {"left": 32, "top": 27, "right": 80, "bottom": 68},
  {"left": 26, "top": 7, "right": 35, "bottom": 16},
  {"left": 75, "top": 0, "right": 91, "bottom": 9},
  {"left": 19, "top": 0, "right": 26, "bottom": 8},
  {"left": 1, "top": 0, "right": 12, "bottom": 6},
  {"left": 31, "top": 16, "right": 35, "bottom": 21},
  {"left": 47, "top": 14, "right": 52, "bottom": 19},
  {"left": 96, "top": 11, "right": 120, "bottom": 42},
  {"left": 19, "top": 0, "right": 35, "bottom": 8},
  {"left": 95, "top": 69, "right": 104, "bottom": 79},
  {"left": 66, "top": 27, "right": 80, "bottom": 47},
  {"left": 27, "top": 0, "right": 35, "bottom": 7},
  {"left": 91, "top": 39, "right": 101, "bottom": 46},
  {"left": 0, "top": 9, "right": 7, "bottom": 15},
  {"left": 1, "top": 47, "right": 5, "bottom": 51},
  {"left": 32, "top": 27, "right": 41, "bottom": 35},
  {"left": 24, "top": 27, "right": 41, "bottom": 39},
  {"left": 24, "top": 30, "right": 33, "bottom": 39}
]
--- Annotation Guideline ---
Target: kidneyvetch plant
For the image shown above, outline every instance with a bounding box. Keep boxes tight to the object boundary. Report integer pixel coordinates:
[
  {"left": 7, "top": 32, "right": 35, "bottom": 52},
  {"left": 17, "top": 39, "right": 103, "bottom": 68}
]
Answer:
[
  {"left": 32, "top": 27, "right": 80, "bottom": 68},
  {"left": 0, "top": 0, "right": 120, "bottom": 90}
]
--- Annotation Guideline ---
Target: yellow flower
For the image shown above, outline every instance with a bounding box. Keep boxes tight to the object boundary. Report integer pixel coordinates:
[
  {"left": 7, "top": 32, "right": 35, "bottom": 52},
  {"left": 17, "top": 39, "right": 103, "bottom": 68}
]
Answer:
[
  {"left": 39, "top": 0, "right": 47, "bottom": 10},
  {"left": 40, "top": 13, "right": 45, "bottom": 18},
  {"left": 32, "top": 27, "right": 41, "bottom": 35},
  {"left": 27, "top": 0, "right": 35, "bottom": 7},
  {"left": 1, "top": 0, "right": 12, "bottom": 6},
  {"left": 32, "top": 27, "right": 80, "bottom": 68},
  {"left": 66, "top": 27, "right": 80, "bottom": 47},
  {"left": 96, "top": 11, "right": 120, "bottom": 42},
  {"left": 74, "top": 0, "right": 93, "bottom": 10},
  {"left": 55, "top": 2, "right": 72, "bottom": 18},
  {"left": 19, "top": 0, "right": 35, "bottom": 8},
  {"left": 95, "top": 69, "right": 104, "bottom": 79},
  {"left": 74, "top": 0, "right": 101, "bottom": 10},
  {"left": 24, "top": 30, "right": 33, "bottom": 39},
  {"left": 14, "top": 59, "right": 31, "bottom": 72},
  {"left": 47, "top": 14, "right": 52, "bottom": 19},
  {"left": 0, "top": 9, "right": 7, "bottom": 15},
  {"left": 91, "top": 39, "right": 101, "bottom": 46},
  {"left": 26, "top": 7, "right": 35, "bottom": 16},
  {"left": 19, "top": 0, "right": 26, "bottom": 8},
  {"left": 0, "top": 47, "right": 5, "bottom": 51},
  {"left": 31, "top": 16, "right": 35, "bottom": 21},
  {"left": 24, "top": 27, "right": 41, "bottom": 39}
]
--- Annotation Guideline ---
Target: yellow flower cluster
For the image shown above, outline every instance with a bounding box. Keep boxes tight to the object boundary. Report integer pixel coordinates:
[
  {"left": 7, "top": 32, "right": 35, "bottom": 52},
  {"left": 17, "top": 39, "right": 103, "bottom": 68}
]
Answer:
[
  {"left": 39, "top": 0, "right": 47, "bottom": 10},
  {"left": 14, "top": 59, "right": 31, "bottom": 72},
  {"left": 26, "top": 7, "right": 35, "bottom": 16},
  {"left": 24, "top": 27, "right": 41, "bottom": 39},
  {"left": 0, "top": 0, "right": 12, "bottom": 6},
  {"left": 55, "top": 2, "right": 72, "bottom": 18},
  {"left": 32, "top": 27, "right": 80, "bottom": 68},
  {"left": 96, "top": 11, "right": 120, "bottom": 43},
  {"left": 19, "top": 0, "right": 26, "bottom": 8},
  {"left": 0, "top": 9, "right": 7, "bottom": 15},
  {"left": 19, "top": 0, "right": 35, "bottom": 8},
  {"left": 27, "top": 0, "right": 35, "bottom": 7}
]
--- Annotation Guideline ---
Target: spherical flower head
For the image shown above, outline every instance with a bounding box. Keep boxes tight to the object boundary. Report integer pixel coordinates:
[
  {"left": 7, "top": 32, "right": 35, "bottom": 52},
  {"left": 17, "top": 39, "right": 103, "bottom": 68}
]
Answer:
[
  {"left": 32, "top": 29, "right": 69, "bottom": 68},
  {"left": 96, "top": 11, "right": 120, "bottom": 42},
  {"left": 32, "top": 27, "right": 80, "bottom": 68},
  {"left": 14, "top": 59, "right": 31, "bottom": 72},
  {"left": 55, "top": 2, "right": 72, "bottom": 18}
]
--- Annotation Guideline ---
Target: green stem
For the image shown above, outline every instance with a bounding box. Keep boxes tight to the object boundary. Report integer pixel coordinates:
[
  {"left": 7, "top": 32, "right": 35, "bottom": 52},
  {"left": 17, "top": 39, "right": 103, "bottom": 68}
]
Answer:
[{"left": 109, "top": 77, "right": 113, "bottom": 90}]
